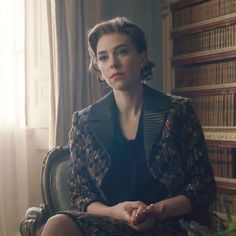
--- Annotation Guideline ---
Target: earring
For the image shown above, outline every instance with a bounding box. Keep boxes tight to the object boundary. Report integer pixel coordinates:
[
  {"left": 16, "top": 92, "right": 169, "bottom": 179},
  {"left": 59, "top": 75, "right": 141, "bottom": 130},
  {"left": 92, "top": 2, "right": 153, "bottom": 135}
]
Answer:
[
  {"left": 97, "top": 72, "right": 105, "bottom": 82},
  {"left": 140, "top": 61, "right": 155, "bottom": 81}
]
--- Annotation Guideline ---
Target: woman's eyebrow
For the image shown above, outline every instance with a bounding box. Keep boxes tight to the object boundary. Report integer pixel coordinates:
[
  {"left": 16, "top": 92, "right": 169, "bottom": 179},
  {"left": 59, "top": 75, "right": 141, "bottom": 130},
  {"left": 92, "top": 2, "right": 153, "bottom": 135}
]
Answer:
[
  {"left": 97, "top": 51, "right": 107, "bottom": 55},
  {"left": 114, "top": 44, "right": 127, "bottom": 50},
  {"left": 97, "top": 44, "right": 128, "bottom": 55}
]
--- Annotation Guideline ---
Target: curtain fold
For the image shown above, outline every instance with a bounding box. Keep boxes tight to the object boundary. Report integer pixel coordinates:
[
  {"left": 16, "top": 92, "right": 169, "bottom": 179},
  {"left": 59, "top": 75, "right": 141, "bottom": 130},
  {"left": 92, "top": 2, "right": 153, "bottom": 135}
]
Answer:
[
  {"left": 0, "top": 128, "right": 28, "bottom": 235},
  {"left": 0, "top": 0, "right": 29, "bottom": 235},
  {"left": 47, "top": 0, "right": 103, "bottom": 147}
]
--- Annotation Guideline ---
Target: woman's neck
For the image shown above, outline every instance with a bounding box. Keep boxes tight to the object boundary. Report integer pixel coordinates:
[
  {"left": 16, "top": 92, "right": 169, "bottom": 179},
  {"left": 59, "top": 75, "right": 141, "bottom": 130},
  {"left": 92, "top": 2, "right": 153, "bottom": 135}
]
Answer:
[{"left": 113, "top": 83, "right": 143, "bottom": 119}]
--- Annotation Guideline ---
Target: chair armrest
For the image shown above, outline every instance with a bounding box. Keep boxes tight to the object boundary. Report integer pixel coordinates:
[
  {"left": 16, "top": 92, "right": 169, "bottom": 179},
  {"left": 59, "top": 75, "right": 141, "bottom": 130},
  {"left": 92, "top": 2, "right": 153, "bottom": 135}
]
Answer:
[{"left": 19, "top": 204, "right": 50, "bottom": 236}]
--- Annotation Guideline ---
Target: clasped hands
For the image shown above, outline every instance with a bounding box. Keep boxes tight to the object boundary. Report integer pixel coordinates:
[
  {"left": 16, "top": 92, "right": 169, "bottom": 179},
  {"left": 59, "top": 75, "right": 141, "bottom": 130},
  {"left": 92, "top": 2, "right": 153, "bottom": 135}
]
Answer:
[{"left": 111, "top": 201, "right": 165, "bottom": 232}]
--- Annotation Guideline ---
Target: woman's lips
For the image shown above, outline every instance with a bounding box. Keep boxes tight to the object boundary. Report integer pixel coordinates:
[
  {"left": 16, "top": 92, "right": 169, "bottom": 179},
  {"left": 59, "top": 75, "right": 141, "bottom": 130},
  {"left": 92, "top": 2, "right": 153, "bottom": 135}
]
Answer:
[{"left": 110, "top": 72, "right": 125, "bottom": 79}]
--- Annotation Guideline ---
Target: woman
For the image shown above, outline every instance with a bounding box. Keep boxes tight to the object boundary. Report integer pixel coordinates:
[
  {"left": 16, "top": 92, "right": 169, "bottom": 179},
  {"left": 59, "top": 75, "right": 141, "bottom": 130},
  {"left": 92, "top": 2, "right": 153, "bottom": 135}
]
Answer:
[{"left": 42, "top": 17, "right": 216, "bottom": 236}]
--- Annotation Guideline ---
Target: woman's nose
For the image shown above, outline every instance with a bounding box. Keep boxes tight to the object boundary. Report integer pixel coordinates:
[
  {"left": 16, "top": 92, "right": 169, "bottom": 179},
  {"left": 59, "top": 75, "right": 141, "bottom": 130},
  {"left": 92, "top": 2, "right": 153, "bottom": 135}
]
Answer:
[{"left": 110, "top": 56, "right": 120, "bottom": 69}]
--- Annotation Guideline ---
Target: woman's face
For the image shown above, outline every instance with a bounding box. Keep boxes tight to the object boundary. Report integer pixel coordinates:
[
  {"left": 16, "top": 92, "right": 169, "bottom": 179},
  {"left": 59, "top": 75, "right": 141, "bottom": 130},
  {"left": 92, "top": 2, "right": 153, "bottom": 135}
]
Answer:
[{"left": 96, "top": 32, "right": 147, "bottom": 91}]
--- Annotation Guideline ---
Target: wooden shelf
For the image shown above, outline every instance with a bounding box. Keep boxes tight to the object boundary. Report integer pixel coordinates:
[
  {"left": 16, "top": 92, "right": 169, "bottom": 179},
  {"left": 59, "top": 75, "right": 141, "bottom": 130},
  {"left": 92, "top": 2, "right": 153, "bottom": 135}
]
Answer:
[
  {"left": 173, "top": 83, "right": 236, "bottom": 92},
  {"left": 215, "top": 177, "right": 236, "bottom": 190},
  {"left": 205, "top": 133, "right": 236, "bottom": 146},
  {"left": 172, "top": 13, "right": 236, "bottom": 36},
  {"left": 214, "top": 212, "right": 236, "bottom": 221},
  {"left": 207, "top": 140, "right": 236, "bottom": 147},
  {"left": 170, "top": 0, "right": 206, "bottom": 10},
  {"left": 172, "top": 48, "right": 236, "bottom": 66},
  {"left": 173, "top": 85, "right": 236, "bottom": 97}
]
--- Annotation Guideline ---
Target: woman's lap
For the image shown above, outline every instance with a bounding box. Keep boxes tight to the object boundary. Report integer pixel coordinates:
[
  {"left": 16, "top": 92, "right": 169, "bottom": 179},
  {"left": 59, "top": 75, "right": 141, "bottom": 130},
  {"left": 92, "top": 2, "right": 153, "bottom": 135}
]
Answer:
[{"left": 58, "top": 210, "right": 186, "bottom": 236}]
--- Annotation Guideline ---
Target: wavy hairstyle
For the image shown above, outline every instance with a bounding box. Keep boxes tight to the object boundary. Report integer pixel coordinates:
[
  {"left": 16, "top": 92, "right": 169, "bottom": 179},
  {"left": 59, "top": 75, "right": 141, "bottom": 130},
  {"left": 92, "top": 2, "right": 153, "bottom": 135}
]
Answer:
[{"left": 88, "top": 17, "right": 154, "bottom": 82}]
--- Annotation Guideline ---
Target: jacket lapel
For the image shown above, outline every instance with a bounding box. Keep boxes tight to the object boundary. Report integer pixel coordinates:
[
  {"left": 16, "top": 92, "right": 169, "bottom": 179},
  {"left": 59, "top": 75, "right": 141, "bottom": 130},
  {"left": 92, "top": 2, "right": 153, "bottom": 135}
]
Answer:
[
  {"left": 87, "top": 91, "right": 116, "bottom": 155},
  {"left": 143, "top": 85, "right": 171, "bottom": 159},
  {"left": 87, "top": 85, "right": 171, "bottom": 162}
]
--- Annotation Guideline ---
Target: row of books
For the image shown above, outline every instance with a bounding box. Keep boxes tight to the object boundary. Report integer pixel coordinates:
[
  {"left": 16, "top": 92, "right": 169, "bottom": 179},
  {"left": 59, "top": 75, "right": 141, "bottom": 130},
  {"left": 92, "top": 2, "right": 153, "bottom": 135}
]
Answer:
[
  {"left": 190, "top": 94, "right": 235, "bottom": 126},
  {"left": 173, "top": 23, "right": 236, "bottom": 56},
  {"left": 208, "top": 146, "right": 236, "bottom": 178},
  {"left": 214, "top": 188, "right": 236, "bottom": 217},
  {"left": 173, "top": 0, "right": 236, "bottom": 28},
  {"left": 175, "top": 59, "right": 236, "bottom": 88}
]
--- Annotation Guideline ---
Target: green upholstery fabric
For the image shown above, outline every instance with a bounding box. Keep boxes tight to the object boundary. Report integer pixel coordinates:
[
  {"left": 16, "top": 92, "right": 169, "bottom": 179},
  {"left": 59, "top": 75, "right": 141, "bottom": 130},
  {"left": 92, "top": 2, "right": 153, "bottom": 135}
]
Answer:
[
  {"left": 55, "top": 159, "right": 72, "bottom": 210},
  {"left": 20, "top": 145, "right": 73, "bottom": 236},
  {"left": 41, "top": 145, "right": 72, "bottom": 214}
]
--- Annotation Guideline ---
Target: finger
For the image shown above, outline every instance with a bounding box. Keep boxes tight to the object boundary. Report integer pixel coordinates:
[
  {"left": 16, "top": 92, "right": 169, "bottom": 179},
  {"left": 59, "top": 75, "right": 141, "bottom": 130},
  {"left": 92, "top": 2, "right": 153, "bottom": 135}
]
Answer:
[
  {"left": 130, "top": 209, "right": 137, "bottom": 224},
  {"left": 125, "top": 202, "right": 146, "bottom": 218},
  {"left": 123, "top": 211, "right": 133, "bottom": 223},
  {"left": 135, "top": 201, "right": 147, "bottom": 208},
  {"left": 132, "top": 206, "right": 147, "bottom": 225},
  {"left": 130, "top": 218, "right": 152, "bottom": 232},
  {"left": 136, "top": 206, "right": 146, "bottom": 220},
  {"left": 136, "top": 206, "right": 146, "bottom": 215},
  {"left": 145, "top": 204, "right": 155, "bottom": 214},
  {"left": 124, "top": 202, "right": 139, "bottom": 212},
  {"left": 128, "top": 201, "right": 146, "bottom": 209}
]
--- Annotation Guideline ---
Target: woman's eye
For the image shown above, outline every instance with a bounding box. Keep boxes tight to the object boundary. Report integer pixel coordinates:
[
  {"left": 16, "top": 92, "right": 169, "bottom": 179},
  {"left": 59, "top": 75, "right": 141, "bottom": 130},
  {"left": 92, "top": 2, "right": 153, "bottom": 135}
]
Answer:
[
  {"left": 98, "top": 55, "right": 108, "bottom": 62},
  {"left": 117, "top": 48, "right": 128, "bottom": 56}
]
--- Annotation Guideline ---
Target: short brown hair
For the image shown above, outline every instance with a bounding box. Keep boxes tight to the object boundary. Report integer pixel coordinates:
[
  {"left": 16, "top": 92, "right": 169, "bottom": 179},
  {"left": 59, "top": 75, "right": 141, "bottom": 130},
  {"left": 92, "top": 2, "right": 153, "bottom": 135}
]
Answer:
[{"left": 88, "top": 17, "right": 154, "bottom": 81}]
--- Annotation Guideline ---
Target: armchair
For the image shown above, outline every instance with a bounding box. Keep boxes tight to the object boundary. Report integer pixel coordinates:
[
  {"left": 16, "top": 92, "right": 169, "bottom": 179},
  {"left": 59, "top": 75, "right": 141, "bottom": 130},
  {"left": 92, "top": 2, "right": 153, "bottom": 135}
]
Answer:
[
  {"left": 20, "top": 145, "right": 72, "bottom": 236},
  {"left": 19, "top": 145, "right": 230, "bottom": 236}
]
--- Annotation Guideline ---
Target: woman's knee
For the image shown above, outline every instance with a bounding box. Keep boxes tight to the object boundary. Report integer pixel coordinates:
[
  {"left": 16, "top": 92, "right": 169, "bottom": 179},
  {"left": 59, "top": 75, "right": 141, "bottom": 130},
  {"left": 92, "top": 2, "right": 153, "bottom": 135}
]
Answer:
[
  {"left": 46, "top": 214, "right": 71, "bottom": 226},
  {"left": 42, "top": 214, "right": 81, "bottom": 235}
]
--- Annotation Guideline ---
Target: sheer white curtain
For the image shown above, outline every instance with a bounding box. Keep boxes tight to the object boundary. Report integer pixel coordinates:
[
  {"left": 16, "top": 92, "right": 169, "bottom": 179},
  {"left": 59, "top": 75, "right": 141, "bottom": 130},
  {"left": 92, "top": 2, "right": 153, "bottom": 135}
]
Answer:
[{"left": 0, "top": 0, "right": 29, "bottom": 235}]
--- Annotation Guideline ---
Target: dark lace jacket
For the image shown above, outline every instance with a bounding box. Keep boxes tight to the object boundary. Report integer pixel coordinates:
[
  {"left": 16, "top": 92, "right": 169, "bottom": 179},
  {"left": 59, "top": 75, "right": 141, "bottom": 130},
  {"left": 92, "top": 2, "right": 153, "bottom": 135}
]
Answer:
[{"left": 69, "top": 84, "right": 216, "bottom": 214}]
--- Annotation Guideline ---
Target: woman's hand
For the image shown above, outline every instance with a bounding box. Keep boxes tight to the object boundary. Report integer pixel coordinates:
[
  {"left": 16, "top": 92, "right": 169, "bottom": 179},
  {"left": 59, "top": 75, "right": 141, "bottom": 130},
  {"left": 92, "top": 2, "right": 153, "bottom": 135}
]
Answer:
[
  {"left": 130, "top": 203, "right": 166, "bottom": 231},
  {"left": 89, "top": 195, "right": 191, "bottom": 232},
  {"left": 110, "top": 201, "right": 147, "bottom": 223}
]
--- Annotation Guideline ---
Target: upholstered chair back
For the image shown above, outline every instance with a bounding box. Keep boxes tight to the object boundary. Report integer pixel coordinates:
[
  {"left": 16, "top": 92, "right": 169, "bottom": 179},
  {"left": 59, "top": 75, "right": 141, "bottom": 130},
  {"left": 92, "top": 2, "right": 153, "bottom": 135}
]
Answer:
[{"left": 20, "top": 145, "right": 72, "bottom": 236}]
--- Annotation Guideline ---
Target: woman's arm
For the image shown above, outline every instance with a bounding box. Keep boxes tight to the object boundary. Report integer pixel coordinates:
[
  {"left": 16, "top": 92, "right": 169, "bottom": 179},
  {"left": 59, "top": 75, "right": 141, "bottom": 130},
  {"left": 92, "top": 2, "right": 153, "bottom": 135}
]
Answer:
[
  {"left": 150, "top": 194, "right": 192, "bottom": 220},
  {"left": 177, "top": 100, "right": 216, "bottom": 210},
  {"left": 69, "top": 111, "right": 105, "bottom": 212}
]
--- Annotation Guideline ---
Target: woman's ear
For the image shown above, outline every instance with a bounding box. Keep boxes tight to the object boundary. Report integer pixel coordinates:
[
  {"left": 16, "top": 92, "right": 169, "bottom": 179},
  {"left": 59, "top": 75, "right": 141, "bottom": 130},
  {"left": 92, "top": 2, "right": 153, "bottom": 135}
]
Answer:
[
  {"left": 140, "top": 52, "right": 148, "bottom": 66},
  {"left": 92, "top": 57, "right": 100, "bottom": 71}
]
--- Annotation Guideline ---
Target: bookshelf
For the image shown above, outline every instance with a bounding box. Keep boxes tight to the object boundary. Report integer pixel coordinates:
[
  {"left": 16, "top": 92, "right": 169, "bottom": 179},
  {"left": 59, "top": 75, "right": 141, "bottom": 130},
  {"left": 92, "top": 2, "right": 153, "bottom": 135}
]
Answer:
[{"left": 162, "top": 0, "right": 236, "bottom": 218}]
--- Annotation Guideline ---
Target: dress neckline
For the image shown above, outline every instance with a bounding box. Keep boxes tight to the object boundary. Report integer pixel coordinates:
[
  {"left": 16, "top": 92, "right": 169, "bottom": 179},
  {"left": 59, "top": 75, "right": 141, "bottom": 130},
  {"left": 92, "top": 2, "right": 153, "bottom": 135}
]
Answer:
[{"left": 114, "top": 107, "right": 144, "bottom": 143}]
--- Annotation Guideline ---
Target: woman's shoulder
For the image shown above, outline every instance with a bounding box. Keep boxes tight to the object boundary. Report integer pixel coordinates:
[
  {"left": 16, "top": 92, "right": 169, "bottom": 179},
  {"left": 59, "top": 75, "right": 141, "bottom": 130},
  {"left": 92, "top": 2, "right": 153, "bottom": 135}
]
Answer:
[
  {"left": 71, "top": 106, "right": 92, "bottom": 128},
  {"left": 167, "top": 94, "right": 197, "bottom": 120},
  {"left": 72, "top": 90, "right": 115, "bottom": 124},
  {"left": 144, "top": 84, "right": 191, "bottom": 111},
  {"left": 168, "top": 94, "right": 191, "bottom": 107}
]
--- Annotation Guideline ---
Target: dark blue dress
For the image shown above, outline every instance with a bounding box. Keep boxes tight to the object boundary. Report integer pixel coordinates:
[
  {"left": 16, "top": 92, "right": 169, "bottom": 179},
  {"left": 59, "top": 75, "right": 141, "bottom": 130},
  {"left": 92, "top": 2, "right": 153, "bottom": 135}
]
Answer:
[{"left": 101, "top": 109, "right": 168, "bottom": 206}]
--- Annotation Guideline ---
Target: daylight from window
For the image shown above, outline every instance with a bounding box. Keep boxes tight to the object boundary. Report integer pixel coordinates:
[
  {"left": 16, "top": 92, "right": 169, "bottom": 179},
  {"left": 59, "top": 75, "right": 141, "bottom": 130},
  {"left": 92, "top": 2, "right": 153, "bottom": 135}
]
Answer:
[{"left": 0, "top": 0, "right": 25, "bottom": 126}]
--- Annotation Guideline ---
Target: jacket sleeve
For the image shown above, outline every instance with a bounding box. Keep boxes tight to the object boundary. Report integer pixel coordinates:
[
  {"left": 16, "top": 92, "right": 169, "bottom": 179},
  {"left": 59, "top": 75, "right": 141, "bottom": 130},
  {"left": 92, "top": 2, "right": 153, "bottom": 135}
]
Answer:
[
  {"left": 177, "top": 100, "right": 216, "bottom": 210},
  {"left": 69, "top": 111, "right": 104, "bottom": 212}
]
